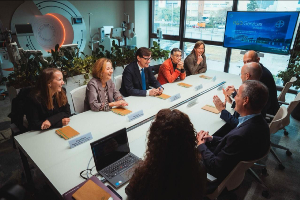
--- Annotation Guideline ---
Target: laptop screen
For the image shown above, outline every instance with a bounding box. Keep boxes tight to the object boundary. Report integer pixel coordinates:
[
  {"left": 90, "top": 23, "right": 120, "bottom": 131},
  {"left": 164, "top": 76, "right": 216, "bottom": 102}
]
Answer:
[{"left": 91, "top": 128, "right": 130, "bottom": 171}]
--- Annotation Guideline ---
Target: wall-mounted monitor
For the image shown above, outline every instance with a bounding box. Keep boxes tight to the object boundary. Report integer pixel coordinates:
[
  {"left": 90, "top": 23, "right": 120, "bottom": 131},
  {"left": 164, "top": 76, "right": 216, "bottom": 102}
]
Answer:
[
  {"left": 223, "top": 11, "right": 299, "bottom": 55},
  {"left": 15, "top": 24, "right": 34, "bottom": 36}
]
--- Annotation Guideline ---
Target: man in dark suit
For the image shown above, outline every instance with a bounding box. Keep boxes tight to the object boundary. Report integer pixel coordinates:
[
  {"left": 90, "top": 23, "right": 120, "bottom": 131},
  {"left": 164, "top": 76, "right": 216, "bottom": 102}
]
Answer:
[
  {"left": 197, "top": 80, "right": 270, "bottom": 193},
  {"left": 119, "top": 47, "right": 163, "bottom": 97}
]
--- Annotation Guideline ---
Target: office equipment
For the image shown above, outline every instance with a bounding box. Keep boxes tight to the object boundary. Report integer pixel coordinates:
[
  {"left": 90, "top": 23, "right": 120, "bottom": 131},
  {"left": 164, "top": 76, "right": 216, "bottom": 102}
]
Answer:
[
  {"left": 15, "top": 24, "right": 34, "bottom": 36},
  {"left": 111, "top": 107, "right": 132, "bottom": 116},
  {"left": 195, "top": 84, "right": 203, "bottom": 91},
  {"left": 56, "top": 126, "right": 80, "bottom": 140},
  {"left": 169, "top": 93, "right": 181, "bottom": 102},
  {"left": 63, "top": 176, "right": 121, "bottom": 200},
  {"left": 91, "top": 128, "right": 140, "bottom": 188},
  {"left": 68, "top": 132, "right": 93, "bottom": 149},
  {"left": 224, "top": 11, "right": 299, "bottom": 55},
  {"left": 187, "top": 98, "right": 197, "bottom": 107}
]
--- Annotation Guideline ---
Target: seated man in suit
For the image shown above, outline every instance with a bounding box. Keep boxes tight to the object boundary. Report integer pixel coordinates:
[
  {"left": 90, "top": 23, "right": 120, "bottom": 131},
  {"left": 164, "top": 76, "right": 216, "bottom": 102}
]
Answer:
[
  {"left": 213, "top": 62, "right": 263, "bottom": 128},
  {"left": 197, "top": 80, "right": 270, "bottom": 193},
  {"left": 120, "top": 47, "right": 163, "bottom": 97},
  {"left": 157, "top": 48, "right": 186, "bottom": 85}
]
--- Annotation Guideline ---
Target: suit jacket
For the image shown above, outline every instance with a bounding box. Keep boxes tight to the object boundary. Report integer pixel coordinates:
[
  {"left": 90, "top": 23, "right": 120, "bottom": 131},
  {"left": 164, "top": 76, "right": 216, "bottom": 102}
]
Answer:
[
  {"left": 119, "top": 61, "right": 161, "bottom": 97},
  {"left": 84, "top": 78, "right": 123, "bottom": 111},
  {"left": 184, "top": 52, "right": 207, "bottom": 76},
  {"left": 198, "top": 114, "right": 270, "bottom": 181},
  {"left": 26, "top": 88, "right": 71, "bottom": 130},
  {"left": 157, "top": 58, "right": 186, "bottom": 85},
  {"left": 260, "top": 64, "right": 280, "bottom": 115}
]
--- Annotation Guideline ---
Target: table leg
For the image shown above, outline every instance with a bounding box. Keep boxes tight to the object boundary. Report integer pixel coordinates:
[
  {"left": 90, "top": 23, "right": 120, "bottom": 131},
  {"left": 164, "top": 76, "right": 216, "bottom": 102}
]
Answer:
[{"left": 18, "top": 147, "right": 34, "bottom": 188}]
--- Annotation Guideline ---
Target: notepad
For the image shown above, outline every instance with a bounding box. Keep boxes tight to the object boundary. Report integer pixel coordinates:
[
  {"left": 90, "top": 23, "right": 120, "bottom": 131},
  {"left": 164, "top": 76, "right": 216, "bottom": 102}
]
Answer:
[
  {"left": 202, "top": 105, "right": 220, "bottom": 114},
  {"left": 199, "top": 75, "right": 212, "bottom": 79},
  {"left": 177, "top": 82, "right": 192, "bottom": 88},
  {"left": 156, "top": 93, "right": 171, "bottom": 100},
  {"left": 55, "top": 126, "right": 80, "bottom": 140},
  {"left": 72, "top": 180, "right": 111, "bottom": 200},
  {"left": 111, "top": 107, "right": 132, "bottom": 116}
]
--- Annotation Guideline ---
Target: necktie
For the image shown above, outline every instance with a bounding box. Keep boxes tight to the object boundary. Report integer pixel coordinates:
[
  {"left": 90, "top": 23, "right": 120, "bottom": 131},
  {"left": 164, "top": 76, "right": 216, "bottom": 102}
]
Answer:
[{"left": 141, "top": 68, "right": 146, "bottom": 90}]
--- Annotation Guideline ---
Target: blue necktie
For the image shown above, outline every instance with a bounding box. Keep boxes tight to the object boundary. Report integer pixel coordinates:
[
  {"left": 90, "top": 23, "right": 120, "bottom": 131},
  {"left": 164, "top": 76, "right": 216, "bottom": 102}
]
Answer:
[{"left": 141, "top": 68, "right": 146, "bottom": 90}]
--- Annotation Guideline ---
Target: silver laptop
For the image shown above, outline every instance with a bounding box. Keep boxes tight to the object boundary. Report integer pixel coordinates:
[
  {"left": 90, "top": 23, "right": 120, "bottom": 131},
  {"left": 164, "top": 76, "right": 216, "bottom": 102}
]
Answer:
[{"left": 90, "top": 128, "right": 140, "bottom": 188}]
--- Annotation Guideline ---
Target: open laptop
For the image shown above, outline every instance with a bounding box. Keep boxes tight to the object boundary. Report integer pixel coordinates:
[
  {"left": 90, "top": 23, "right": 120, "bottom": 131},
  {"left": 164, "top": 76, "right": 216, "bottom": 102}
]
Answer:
[{"left": 90, "top": 128, "right": 140, "bottom": 189}]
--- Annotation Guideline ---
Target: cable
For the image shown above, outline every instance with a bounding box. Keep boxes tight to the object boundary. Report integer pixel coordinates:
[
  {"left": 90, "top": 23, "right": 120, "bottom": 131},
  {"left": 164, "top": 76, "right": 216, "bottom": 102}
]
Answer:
[{"left": 86, "top": 156, "right": 93, "bottom": 179}]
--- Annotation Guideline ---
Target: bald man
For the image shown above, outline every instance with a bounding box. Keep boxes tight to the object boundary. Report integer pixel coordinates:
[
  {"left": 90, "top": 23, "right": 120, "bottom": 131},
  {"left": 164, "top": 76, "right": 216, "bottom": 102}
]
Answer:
[{"left": 242, "top": 51, "right": 279, "bottom": 115}]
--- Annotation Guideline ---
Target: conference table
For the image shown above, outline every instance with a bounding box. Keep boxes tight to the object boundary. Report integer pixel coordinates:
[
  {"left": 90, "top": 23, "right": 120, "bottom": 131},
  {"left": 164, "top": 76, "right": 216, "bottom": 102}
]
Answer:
[{"left": 15, "top": 70, "right": 242, "bottom": 199}]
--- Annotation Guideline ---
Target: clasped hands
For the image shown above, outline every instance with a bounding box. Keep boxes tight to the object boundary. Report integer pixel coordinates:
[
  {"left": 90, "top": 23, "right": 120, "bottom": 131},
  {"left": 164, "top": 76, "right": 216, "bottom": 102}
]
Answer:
[
  {"left": 110, "top": 100, "right": 129, "bottom": 107},
  {"left": 149, "top": 87, "right": 163, "bottom": 96},
  {"left": 197, "top": 55, "right": 203, "bottom": 65},
  {"left": 41, "top": 118, "right": 70, "bottom": 130},
  {"left": 197, "top": 130, "right": 212, "bottom": 146}
]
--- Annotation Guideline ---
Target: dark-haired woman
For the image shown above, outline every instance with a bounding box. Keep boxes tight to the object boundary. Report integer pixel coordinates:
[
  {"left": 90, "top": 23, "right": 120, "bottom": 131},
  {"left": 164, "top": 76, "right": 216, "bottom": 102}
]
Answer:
[
  {"left": 27, "top": 68, "right": 71, "bottom": 130},
  {"left": 125, "top": 109, "right": 206, "bottom": 200},
  {"left": 184, "top": 41, "right": 207, "bottom": 76},
  {"left": 84, "top": 58, "right": 128, "bottom": 112}
]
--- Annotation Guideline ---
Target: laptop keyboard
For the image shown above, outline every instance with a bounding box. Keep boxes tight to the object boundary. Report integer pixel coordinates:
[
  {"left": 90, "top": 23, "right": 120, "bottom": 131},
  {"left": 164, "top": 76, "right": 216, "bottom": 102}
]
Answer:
[{"left": 101, "top": 153, "right": 140, "bottom": 179}]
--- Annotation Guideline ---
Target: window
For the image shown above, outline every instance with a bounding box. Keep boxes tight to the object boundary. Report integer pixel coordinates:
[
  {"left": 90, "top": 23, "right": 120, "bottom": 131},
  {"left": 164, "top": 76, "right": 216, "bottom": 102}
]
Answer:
[
  {"left": 152, "top": 38, "right": 180, "bottom": 52},
  {"left": 185, "top": 0, "right": 233, "bottom": 41},
  {"left": 153, "top": 1, "right": 181, "bottom": 35}
]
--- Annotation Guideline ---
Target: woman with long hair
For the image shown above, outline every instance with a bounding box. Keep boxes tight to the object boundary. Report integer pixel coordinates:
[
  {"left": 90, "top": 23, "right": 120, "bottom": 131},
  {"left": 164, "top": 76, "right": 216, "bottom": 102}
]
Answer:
[
  {"left": 27, "top": 68, "right": 71, "bottom": 130},
  {"left": 84, "top": 58, "right": 128, "bottom": 111},
  {"left": 184, "top": 41, "right": 207, "bottom": 76},
  {"left": 126, "top": 109, "right": 206, "bottom": 200}
]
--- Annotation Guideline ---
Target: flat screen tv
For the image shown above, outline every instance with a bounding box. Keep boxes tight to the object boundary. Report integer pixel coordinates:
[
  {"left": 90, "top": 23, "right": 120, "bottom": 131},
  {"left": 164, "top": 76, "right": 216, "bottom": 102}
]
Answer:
[{"left": 223, "top": 11, "right": 299, "bottom": 55}]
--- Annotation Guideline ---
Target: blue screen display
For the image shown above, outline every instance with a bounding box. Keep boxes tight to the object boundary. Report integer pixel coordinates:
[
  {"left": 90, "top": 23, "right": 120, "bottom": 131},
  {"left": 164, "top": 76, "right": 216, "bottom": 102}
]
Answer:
[{"left": 223, "top": 11, "right": 299, "bottom": 55}]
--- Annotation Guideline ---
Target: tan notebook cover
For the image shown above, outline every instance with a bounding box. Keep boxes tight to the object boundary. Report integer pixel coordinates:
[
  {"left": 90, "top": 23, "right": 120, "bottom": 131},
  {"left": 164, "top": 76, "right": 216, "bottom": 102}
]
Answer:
[
  {"left": 177, "top": 82, "right": 192, "bottom": 88},
  {"left": 202, "top": 105, "right": 220, "bottom": 114},
  {"left": 111, "top": 107, "right": 132, "bottom": 116},
  {"left": 156, "top": 93, "right": 171, "bottom": 100},
  {"left": 72, "top": 180, "right": 111, "bottom": 200},
  {"left": 199, "top": 75, "right": 212, "bottom": 79},
  {"left": 55, "top": 126, "right": 80, "bottom": 140}
]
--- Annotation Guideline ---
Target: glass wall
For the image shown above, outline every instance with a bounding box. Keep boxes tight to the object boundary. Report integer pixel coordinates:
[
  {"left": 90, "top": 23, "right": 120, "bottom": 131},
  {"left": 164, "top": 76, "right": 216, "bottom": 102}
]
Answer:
[{"left": 185, "top": 0, "right": 233, "bottom": 41}]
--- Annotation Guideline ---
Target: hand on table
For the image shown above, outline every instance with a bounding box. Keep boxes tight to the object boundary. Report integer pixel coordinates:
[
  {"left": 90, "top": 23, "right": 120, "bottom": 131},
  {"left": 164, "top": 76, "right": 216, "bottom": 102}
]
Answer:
[
  {"left": 62, "top": 118, "right": 70, "bottom": 126},
  {"left": 157, "top": 87, "right": 163, "bottom": 95},
  {"left": 213, "top": 95, "right": 226, "bottom": 112},
  {"left": 149, "top": 88, "right": 161, "bottom": 96},
  {"left": 111, "top": 100, "right": 128, "bottom": 107},
  {"left": 41, "top": 120, "right": 51, "bottom": 130}
]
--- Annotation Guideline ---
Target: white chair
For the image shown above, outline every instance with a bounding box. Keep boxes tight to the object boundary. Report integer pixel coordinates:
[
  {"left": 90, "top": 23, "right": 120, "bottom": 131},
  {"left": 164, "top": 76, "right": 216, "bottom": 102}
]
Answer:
[
  {"left": 70, "top": 85, "right": 87, "bottom": 114},
  {"left": 114, "top": 75, "right": 122, "bottom": 91},
  {"left": 278, "top": 77, "right": 297, "bottom": 105}
]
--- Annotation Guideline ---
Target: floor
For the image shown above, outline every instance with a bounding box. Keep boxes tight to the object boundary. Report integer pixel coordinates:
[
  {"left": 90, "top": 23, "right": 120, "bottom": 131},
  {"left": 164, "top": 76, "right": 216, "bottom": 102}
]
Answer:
[{"left": 0, "top": 92, "right": 299, "bottom": 200}]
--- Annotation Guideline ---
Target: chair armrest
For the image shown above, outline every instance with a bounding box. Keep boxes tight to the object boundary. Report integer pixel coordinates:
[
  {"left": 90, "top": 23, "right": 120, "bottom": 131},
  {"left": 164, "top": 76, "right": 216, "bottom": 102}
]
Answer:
[
  {"left": 10, "top": 123, "right": 21, "bottom": 136},
  {"left": 207, "top": 173, "right": 217, "bottom": 182}
]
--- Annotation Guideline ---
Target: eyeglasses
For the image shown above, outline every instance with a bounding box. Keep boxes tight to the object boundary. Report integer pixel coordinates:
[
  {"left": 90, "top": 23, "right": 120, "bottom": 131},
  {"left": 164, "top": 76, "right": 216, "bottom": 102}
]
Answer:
[{"left": 142, "top": 57, "right": 152, "bottom": 61}]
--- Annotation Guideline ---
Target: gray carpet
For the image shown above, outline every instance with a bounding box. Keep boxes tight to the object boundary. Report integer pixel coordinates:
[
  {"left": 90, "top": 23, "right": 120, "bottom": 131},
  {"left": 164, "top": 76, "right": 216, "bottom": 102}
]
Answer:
[{"left": 1, "top": 94, "right": 300, "bottom": 200}]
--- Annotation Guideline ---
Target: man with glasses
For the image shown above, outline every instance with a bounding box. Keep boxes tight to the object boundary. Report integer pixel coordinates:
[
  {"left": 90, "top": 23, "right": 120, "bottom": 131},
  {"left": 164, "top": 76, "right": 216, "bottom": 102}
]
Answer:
[
  {"left": 120, "top": 47, "right": 163, "bottom": 97},
  {"left": 157, "top": 48, "right": 186, "bottom": 85}
]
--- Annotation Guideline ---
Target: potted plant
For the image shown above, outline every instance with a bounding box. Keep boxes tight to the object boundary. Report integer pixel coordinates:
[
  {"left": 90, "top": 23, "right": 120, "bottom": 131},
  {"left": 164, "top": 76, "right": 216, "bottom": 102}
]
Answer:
[{"left": 277, "top": 27, "right": 300, "bottom": 89}]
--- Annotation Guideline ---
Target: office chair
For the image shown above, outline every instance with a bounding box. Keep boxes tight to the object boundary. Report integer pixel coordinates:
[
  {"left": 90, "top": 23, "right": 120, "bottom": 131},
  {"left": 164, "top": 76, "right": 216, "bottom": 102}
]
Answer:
[
  {"left": 268, "top": 106, "right": 292, "bottom": 170},
  {"left": 70, "top": 85, "right": 87, "bottom": 114},
  {"left": 278, "top": 77, "right": 297, "bottom": 105},
  {"left": 114, "top": 75, "right": 122, "bottom": 91},
  {"left": 206, "top": 152, "right": 270, "bottom": 200}
]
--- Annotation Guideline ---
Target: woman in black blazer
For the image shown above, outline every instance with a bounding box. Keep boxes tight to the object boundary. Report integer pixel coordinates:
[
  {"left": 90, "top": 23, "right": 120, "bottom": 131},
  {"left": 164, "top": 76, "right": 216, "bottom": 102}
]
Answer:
[{"left": 26, "top": 68, "right": 71, "bottom": 130}]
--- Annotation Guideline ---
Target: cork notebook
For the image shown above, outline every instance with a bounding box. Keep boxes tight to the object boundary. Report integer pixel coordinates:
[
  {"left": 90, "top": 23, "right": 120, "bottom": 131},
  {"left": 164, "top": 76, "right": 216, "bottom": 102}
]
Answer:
[
  {"left": 156, "top": 93, "right": 171, "bottom": 100},
  {"left": 201, "top": 105, "right": 220, "bottom": 114},
  {"left": 55, "top": 126, "right": 79, "bottom": 140},
  {"left": 111, "top": 107, "right": 132, "bottom": 116},
  {"left": 199, "top": 75, "right": 212, "bottom": 79},
  {"left": 177, "top": 82, "right": 192, "bottom": 88},
  {"left": 72, "top": 180, "right": 111, "bottom": 200}
]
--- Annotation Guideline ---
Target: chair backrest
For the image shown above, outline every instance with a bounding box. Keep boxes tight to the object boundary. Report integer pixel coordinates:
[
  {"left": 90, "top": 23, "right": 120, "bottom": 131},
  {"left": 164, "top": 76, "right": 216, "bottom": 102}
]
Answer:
[
  {"left": 269, "top": 106, "right": 288, "bottom": 134},
  {"left": 70, "top": 85, "right": 87, "bottom": 114},
  {"left": 282, "top": 92, "right": 300, "bottom": 127},
  {"left": 207, "top": 148, "right": 270, "bottom": 200},
  {"left": 114, "top": 75, "right": 122, "bottom": 91},
  {"left": 278, "top": 77, "right": 297, "bottom": 102}
]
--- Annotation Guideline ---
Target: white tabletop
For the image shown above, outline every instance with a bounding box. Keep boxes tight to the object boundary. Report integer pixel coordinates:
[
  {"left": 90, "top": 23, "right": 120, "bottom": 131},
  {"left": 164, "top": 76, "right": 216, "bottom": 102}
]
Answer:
[{"left": 15, "top": 70, "right": 242, "bottom": 198}]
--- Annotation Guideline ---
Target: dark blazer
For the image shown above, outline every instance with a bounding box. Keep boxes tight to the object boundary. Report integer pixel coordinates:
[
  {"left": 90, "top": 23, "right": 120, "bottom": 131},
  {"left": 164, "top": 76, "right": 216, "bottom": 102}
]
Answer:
[
  {"left": 26, "top": 89, "right": 71, "bottom": 130},
  {"left": 184, "top": 52, "right": 207, "bottom": 76},
  {"left": 260, "top": 64, "right": 280, "bottom": 115},
  {"left": 84, "top": 78, "right": 123, "bottom": 111},
  {"left": 198, "top": 114, "right": 270, "bottom": 181},
  {"left": 120, "top": 61, "right": 161, "bottom": 97}
]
